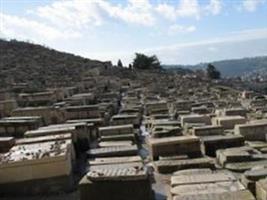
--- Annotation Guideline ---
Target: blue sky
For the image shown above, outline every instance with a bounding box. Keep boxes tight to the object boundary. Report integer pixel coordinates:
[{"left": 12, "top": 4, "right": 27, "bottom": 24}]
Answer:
[{"left": 1, "top": 0, "right": 267, "bottom": 65}]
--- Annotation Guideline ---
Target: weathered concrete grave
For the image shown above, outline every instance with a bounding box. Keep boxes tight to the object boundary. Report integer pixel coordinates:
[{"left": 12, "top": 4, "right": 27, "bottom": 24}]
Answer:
[
  {"left": 201, "top": 134, "right": 244, "bottom": 157},
  {"left": 98, "top": 140, "right": 133, "bottom": 148},
  {"left": 148, "top": 136, "right": 202, "bottom": 160},
  {"left": 242, "top": 167, "right": 267, "bottom": 195},
  {"left": 0, "top": 137, "right": 15, "bottom": 153},
  {"left": 154, "top": 157, "right": 215, "bottom": 173},
  {"left": 87, "top": 145, "right": 138, "bottom": 158},
  {"left": 235, "top": 120, "right": 267, "bottom": 141},
  {"left": 0, "top": 139, "right": 73, "bottom": 195},
  {"left": 213, "top": 116, "right": 246, "bottom": 129},
  {"left": 89, "top": 155, "right": 142, "bottom": 166},
  {"left": 172, "top": 190, "right": 255, "bottom": 200},
  {"left": 79, "top": 165, "right": 154, "bottom": 200}
]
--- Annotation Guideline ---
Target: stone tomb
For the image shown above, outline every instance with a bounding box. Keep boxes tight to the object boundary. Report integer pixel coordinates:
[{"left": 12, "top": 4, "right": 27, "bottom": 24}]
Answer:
[
  {"left": 148, "top": 136, "right": 202, "bottom": 160},
  {"left": 0, "top": 137, "right": 15, "bottom": 153},
  {"left": 99, "top": 124, "right": 134, "bottom": 136},
  {"left": 0, "top": 116, "right": 42, "bottom": 138},
  {"left": 79, "top": 163, "right": 154, "bottom": 200},
  {"left": 216, "top": 146, "right": 267, "bottom": 172},
  {"left": 241, "top": 167, "right": 267, "bottom": 195},
  {"left": 169, "top": 169, "right": 254, "bottom": 200},
  {"left": 180, "top": 114, "right": 211, "bottom": 128},
  {"left": 88, "top": 155, "right": 142, "bottom": 166},
  {"left": 99, "top": 124, "right": 136, "bottom": 143},
  {"left": 256, "top": 177, "right": 267, "bottom": 200},
  {"left": 87, "top": 145, "right": 138, "bottom": 158},
  {"left": 235, "top": 120, "right": 267, "bottom": 141},
  {"left": 192, "top": 125, "right": 223, "bottom": 136},
  {"left": 154, "top": 157, "right": 215, "bottom": 173},
  {"left": 25, "top": 123, "right": 90, "bottom": 153},
  {"left": 0, "top": 139, "right": 73, "bottom": 195},
  {"left": 64, "top": 105, "right": 101, "bottom": 120},
  {"left": 110, "top": 114, "right": 140, "bottom": 127},
  {"left": 200, "top": 134, "right": 244, "bottom": 157},
  {"left": 12, "top": 106, "right": 65, "bottom": 125},
  {"left": 213, "top": 116, "right": 246, "bottom": 129}
]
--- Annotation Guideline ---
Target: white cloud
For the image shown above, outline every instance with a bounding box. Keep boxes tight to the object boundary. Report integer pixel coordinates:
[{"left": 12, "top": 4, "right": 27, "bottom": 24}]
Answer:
[
  {"left": 100, "top": 0, "right": 155, "bottom": 26},
  {"left": 0, "top": 13, "right": 80, "bottom": 42},
  {"left": 155, "top": 4, "right": 176, "bottom": 21},
  {"left": 168, "top": 24, "right": 196, "bottom": 35},
  {"left": 205, "top": 0, "right": 222, "bottom": 15},
  {"left": 176, "top": 0, "right": 200, "bottom": 19},
  {"left": 36, "top": 0, "right": 104, "bottom": 29},
  {"left": 156, "top": 0, "right": 222, "bottom": 21},
  {"left": 34, "top": 0, "right": 155, "bottom": 27},
  {"left": 241, "top": 0, "right": 265, "bottom": 12}
]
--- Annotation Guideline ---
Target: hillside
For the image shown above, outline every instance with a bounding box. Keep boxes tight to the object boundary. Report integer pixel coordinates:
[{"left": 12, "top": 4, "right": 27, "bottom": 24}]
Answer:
[
  {"left": 164, "top": 56, "right": 267, "bottom": 77},
  {"left": 0, "top": 39, "right": 111, "bottom": 90}
]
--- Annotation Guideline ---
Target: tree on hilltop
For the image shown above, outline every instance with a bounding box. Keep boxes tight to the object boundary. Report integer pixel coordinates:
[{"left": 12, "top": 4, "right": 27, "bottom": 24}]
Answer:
[
  {"left": 132, "top": 53, "right": 161, "bottom": 70},
  {"left": 206, "top": 64, "right": 221, "bottom": 79}
]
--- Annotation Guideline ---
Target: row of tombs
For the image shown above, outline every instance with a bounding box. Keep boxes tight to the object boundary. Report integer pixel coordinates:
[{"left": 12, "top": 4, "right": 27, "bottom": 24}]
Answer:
[{"left": 0, "top": 83, "right": 267, "bottom": 200}]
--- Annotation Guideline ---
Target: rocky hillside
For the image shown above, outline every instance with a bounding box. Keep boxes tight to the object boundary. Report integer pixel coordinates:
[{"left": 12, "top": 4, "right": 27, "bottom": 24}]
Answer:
[
  {"left": 0, "top": 39, "right": 111, "bottom": 90},
  {"left": 164, "top": 56, "right": 267, "bottom": 77}
]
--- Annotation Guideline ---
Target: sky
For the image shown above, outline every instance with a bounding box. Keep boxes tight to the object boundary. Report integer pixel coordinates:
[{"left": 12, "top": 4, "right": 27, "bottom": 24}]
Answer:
[{"left": 0, "top": 0, "right": 267, "bottom": 65}]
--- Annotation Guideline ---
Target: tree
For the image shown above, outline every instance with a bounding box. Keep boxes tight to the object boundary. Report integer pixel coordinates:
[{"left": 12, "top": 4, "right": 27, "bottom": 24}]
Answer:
[
  {"left": 206, "top": 64, "right": 221, "bottom": 79},
  {"left": 132, "top": 53, "right": 161, "bottom": 70},
  {"left": 117, "top": 59, "right": 123, "bottom": 67}
]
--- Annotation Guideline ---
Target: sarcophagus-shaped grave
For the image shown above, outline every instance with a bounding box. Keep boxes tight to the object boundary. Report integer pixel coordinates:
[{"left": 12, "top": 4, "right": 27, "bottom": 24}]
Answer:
[
  {"left": 235, "top": 120, "right": 267, "bottom": 141},
  {"left": 87, "top": 145, "right": 138, "bottom": 158},
  {"left": 0, "top": 116, "right": 42, "bottom": 138},
  {"left": 213, "top": 116, "right": 246, "bottom": 129},
  {"left": 110, "top": 114, "right": 140, "bottom": 127},
  {"left": 0, "top": 137, "right": 15, "bottom": 153},
  {"left": 148, "top": 136, "right": 202, "bottom": 160},
  {"left": 192, "top": 125, "right": 223, "bottom": 136},
  {"left": 181, "top": 114, "right": 211, "bottom": 128},
  {"left": 79, "top": 163, "right": 154, "bottom": 200},
  {"left": 169, "top": 169, "right": 254, "bottom": 200},
  {"left": 241, "top": 167, "right": 267, "bottom": 195},
  {"left": 0, "top": 139, "right": 73, "bottom": 195},
  {"left": 201, "top": 134, "right": 244, "bottom": 157},
  {"left": 154, "top": 157, "right": 215, "bottom": 173}
]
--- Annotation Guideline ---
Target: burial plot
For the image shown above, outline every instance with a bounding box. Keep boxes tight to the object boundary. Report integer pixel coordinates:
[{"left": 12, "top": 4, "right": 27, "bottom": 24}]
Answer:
[
  {"left": 213, "top": 116, "right": 246, "bottom": 129},
  {"left": 201, "top": 134, "right": 244, "bottom": 157},
  {"left": 148, "top": 136, "right": 202, "bottom": 160},
  {"left": 181, "top": 114, "right": 211, "bottom": 128},
  {"left": 12, "top": 106, "right": 65, "bottom": 125},
  {"left": 64, "top": 105, "right": 101, "bottom": 120},
  {"left": 110, "top": 114, "right": 141, "bottom": 127},
  {"left": 192, "top": 125, "right": 223, "bottom": 136},
  {"left": 216, "top": 146, "right": 267, "bottom": 172},
  {"left": 79, "top": 164, "right": 154, "bottom": 200},
  {"left": 154, "top": 157, "right": 215, "bottom": 173},
  {"left": 0, "top": 139, "right": 73, "bottom": 195},
  {"left": 235, "top": 120, "right": 267, "bottom": 141},
  {"left": 241, "top": 167, "right": 267, "bottom": 195},
  {"left": 0, "top": 116, "right": 42, "bottom": 138},
  {"left": 0, "top": 137, "right": 15, "bottom": 153},
  {"left": 87, "top": 145, "right": 138, "bottom": 158}
]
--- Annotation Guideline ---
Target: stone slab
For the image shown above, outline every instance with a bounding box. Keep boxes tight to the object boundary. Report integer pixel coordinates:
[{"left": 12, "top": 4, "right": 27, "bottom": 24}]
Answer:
[
  {"left": 87, "top": 165, "right": 147, "bottom": 181},
  {"left": 170, "top": 181, "right": 245, "bottom": 196},
  {"left": 173, "top": 190, "right": 255, "bottom": 200},
  {"left": 154, "top": 157, "right": 215, "bottom": 173},
  {"left": 149, "top": 136, "right": 201, "bottom": 160},
  {"left": 89, "top": 156, "right": 142, "bottom": 166},
  {"left": 171, "top": 173, "right": 236, "bottom": 187},
  {"left": 87, "top": 145, "right": 138, "bottom": 158}
]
